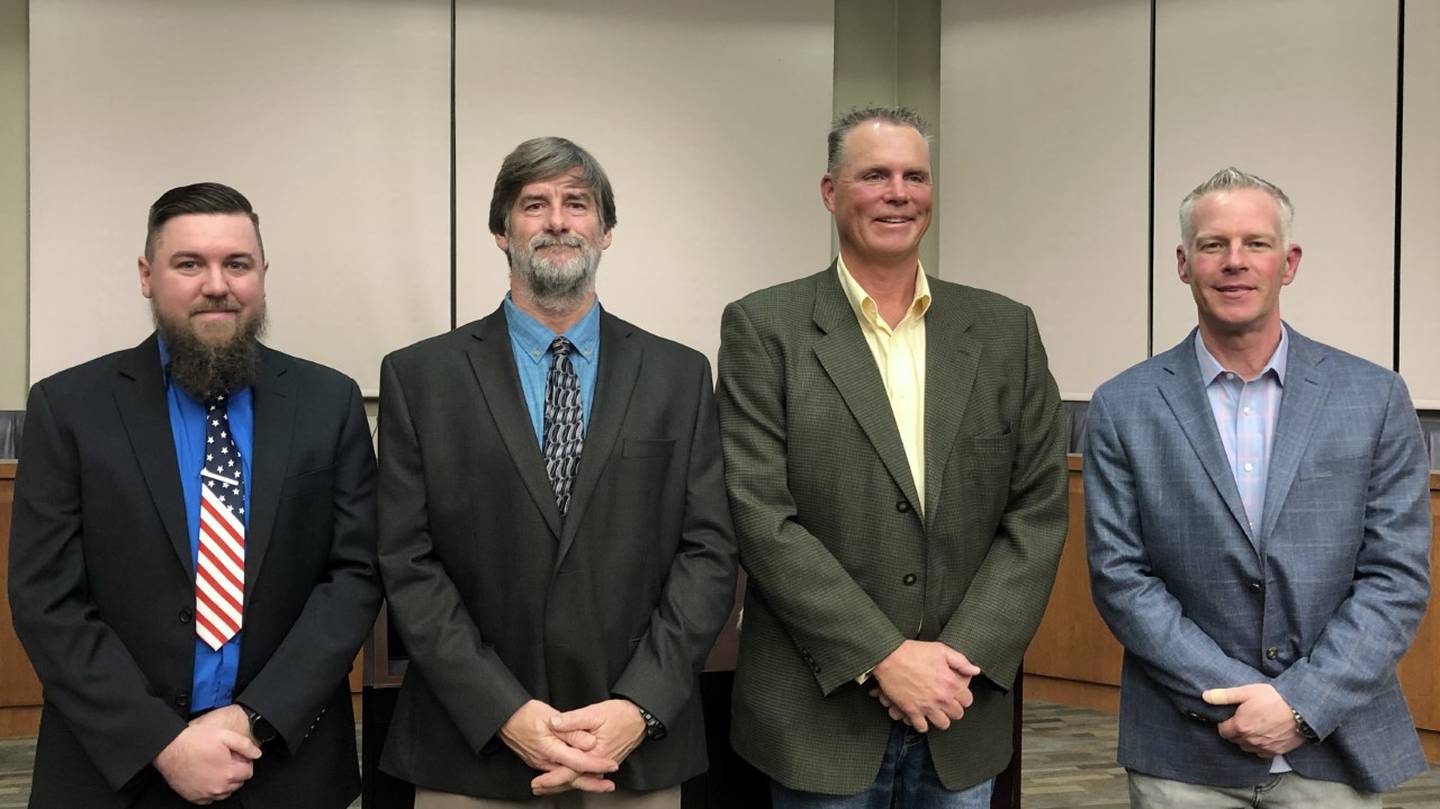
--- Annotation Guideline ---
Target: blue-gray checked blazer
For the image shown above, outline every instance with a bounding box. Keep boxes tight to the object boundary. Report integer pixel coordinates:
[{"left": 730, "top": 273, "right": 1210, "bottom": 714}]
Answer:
[{"left": 1084, "top": 326, "right": 1431, "bottom": 792}]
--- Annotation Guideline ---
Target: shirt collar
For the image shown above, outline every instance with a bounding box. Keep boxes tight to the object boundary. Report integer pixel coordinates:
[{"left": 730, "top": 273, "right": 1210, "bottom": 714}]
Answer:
[
  {"left": 1194, "top": 325, "right": 1289, "bottom": 386},
  {"left": 835, "top": 256, "right": 932, "bottom": 328},
  {"left": 502, "top": 294, "right": 601, "bottom": 365}
]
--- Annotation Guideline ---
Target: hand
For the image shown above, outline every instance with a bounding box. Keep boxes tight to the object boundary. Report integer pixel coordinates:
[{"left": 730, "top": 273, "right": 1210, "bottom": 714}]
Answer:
[
  {"left": 532, "top": 700, "right": 649, "bottom": 795},
  {"left": 499, "top": 700, "right": 618, "bottom": 795},
  {"left": 870, "top": 641, "right": 981, "bottom": 732},
  {"left": 153, "top": 723, "right": 262, "bottom": 804},
  {"left": 188, "top": 704, "right": 256, "bottom": 745},
  {"left": 1203, "top": 684, "right": 1305, "bottom": 757}
]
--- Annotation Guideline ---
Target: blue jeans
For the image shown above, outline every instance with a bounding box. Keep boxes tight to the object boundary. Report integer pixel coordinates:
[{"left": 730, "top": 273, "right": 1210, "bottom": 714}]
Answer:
[{"left": 769, "top": 723, "right": 996, "bottom": 809}]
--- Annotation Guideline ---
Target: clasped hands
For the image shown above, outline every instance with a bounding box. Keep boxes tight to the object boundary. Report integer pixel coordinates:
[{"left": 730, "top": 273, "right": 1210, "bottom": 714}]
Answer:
[
  {"left": 153, "top": 704, "right": 261, "bottom": 804},
  {"left": 1201, "top": 683, "right": 1306, "bottom": 758},
  {"left": 868, "top": 640, "right": 982, "bottom": 733},
  {"left": 500, "top": 698, "right": 648, "bottom": 796}
]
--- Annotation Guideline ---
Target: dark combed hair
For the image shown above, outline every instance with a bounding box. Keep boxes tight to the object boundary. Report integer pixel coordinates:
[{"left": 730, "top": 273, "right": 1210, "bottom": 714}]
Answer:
[
  {"left": 145, "top": 182, "right": 263, "bottom": 259},
  {"left": 488, "top": 137, "right": 616, "bottom": 237}
]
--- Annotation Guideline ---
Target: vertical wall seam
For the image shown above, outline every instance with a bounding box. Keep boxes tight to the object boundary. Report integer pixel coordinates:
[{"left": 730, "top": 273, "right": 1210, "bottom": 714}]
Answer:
[
  {"left": 1147, "top": 0, "right": 1157, "bottom": 358},
  {"left": 449, "top": 0, "right": 458, "bottom": 331},
  {"left": 1393, "top": 0, "right": 1404, "bottom": 373}
]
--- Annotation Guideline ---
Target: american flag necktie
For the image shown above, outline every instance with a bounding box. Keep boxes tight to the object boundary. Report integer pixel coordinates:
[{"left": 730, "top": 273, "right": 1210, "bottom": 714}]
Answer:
[
  {"left": 195, "top": 395, "right": 246, "bottom": 651},
  {"left": 542, "top": 337, "right": 584, "bottom": 516}
]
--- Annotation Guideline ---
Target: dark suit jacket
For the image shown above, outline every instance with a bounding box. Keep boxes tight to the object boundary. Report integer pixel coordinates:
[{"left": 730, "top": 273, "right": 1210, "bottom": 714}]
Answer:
[
  {"left": 376, "top": 306, "right": 737, "bottom": 799},
  {"left": 717, "top": 267, "right": 1069, "bottom": 794},
  {"left": 1085, "top": 327, "right": 1432, "bottom": 791},
  {"left": 8, "top": 335, "right": 381, "bottom": 809}
]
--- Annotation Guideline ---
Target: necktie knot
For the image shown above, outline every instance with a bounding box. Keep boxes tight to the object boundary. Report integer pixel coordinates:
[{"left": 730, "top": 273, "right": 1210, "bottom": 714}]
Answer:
[{"left": 549, "top": 336, "right": 574, "bottom": 359}]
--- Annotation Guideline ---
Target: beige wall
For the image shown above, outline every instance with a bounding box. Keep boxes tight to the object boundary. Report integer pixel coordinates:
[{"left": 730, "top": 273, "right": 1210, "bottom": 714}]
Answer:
[
  {"left": 833, "top": 0, "right": 941, "bottom": 277},
  {"left": 0, "top": 0, "right": 25, "bottom": 411},
  {"left": 11, "top": 3, "right": 1438, "bottom": 406},
  {"left": 939, "top": 0, "right": 1150, "bottom": 399}
]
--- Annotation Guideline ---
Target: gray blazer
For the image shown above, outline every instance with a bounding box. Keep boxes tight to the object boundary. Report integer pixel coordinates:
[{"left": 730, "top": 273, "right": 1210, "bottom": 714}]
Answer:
[{"left": 1084, "top": 326, "right": 1431, "bottom": 792}]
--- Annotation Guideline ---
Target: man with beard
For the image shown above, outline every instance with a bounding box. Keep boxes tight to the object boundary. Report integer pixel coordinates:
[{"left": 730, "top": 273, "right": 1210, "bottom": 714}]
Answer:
[
  {"left": 377, "top": 136, "right": 737, "bottom": 808},
  {"left": 8, "top": 182, "right": 381, "bottom": 808}
]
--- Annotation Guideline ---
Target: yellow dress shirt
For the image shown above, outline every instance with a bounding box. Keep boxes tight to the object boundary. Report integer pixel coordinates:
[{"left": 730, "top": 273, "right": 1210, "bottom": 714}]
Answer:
[{"left": 836, "top": 257, "right": 931, "bottom": 512}]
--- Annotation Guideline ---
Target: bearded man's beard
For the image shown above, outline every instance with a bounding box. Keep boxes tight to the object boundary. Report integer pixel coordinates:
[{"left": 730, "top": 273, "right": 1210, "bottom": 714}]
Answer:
[
  {"left": 511, "top": 232, "right": 602, "bottom": 313},
  {"left": 154, "top": 301, "right": 267, "bottom": 401}
]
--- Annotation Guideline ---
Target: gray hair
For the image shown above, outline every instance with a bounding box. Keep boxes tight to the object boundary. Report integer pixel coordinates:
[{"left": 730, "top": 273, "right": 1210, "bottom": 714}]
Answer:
[
  {"left": 488, "top": 137, "right": 616, "bottom": 236},
  {"left": 1179, "top": 167, "right": 1294, "bottom": 250},
  {"left": 827, "top": 106, "right": 933, "bottom": 175}
]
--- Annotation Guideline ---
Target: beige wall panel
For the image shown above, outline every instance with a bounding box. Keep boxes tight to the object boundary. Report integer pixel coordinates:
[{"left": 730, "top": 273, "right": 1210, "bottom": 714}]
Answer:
[
  {"left": 30, "top": 0, "right": 450, "bottom": 394},
  {"left": 1153, "top": 0, "right": 1396, "bottom": 364},
  {"left": 454, "top": 0, "right": 834, "bottom": 367},
  {"left": 941, "top": 0, "right": 1150, "bottom": 399},
  {"left": 0, "top": 0, "right": 25, "bottom": 410},
  {"left": 1400, "top": 2, "right": 1440, "bottom": 407}
]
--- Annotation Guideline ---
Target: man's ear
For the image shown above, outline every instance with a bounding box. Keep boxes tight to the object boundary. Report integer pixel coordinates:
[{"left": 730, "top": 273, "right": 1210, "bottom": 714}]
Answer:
[
  {"left": 1281, "top": 243, "right": 1302, "bottom": 286},
  {"left": 1175, "top": 245, "right": 1191, "bottom": 284},
  {"left": 138, "top": 256, "right": 154, "bottom": 298}
]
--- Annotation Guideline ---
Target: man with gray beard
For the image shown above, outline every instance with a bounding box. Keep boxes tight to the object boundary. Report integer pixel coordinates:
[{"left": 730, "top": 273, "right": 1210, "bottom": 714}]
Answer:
[
  {"left": 377, "top": 137, "right": 736, "bottom": 808},
  {"left": 9, "top": 182, "right": 381, "bottom": 807}
]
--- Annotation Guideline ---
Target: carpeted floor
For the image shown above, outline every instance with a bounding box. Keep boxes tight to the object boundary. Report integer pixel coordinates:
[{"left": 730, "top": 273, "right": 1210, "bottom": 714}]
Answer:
[{"left": 1, "top": 702, "right": 1437, "bottom": 808}]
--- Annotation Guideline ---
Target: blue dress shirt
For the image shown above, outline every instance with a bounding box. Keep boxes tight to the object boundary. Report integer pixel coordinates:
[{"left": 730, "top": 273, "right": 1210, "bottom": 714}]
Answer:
[
  {"left": 1194, "top": 325, "right": 1289, "bottom": 772},
  {"left": 158, "top": 338, "right": 252, "bottom": 712},
  {"left": 502, "top": 295, "right": 601, "bottom": 447}
]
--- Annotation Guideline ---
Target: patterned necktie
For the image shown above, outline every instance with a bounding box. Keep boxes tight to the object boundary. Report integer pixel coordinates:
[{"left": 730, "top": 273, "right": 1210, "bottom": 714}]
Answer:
[
  {"left": 542, "top": 337, "right": 585, "bottom": 515},
  {"left": 195, "top": 395, "right": 246, "bottom": 650}
]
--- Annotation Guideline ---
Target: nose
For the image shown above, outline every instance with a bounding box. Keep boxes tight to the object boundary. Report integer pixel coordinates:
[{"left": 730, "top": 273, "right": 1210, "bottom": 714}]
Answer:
[
  {"left": 199, "top": 264, "right": 229, "bottom": 297},
  {"left": 881, "top": 175, "right": 910, "bottom": 203},
  {"left": 543, "top": 203, "right": 568, "bottom": 234},
  {"left": 1222, "top": 242, "right": 1247, "bottom": 271}
]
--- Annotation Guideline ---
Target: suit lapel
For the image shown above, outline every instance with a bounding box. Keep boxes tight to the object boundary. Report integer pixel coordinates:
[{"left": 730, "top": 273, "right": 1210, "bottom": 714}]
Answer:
[
  {"left": 811, "top": 268, "right": 922, "bottom": 510},
  {"left": 1155, "top": 333, "right": 1257, "bottom": 548},
  {"left": 113, "top": 335, "right": 192, "bottom": 575},
  {"left": 557, "top": 311, "right": 642, "bottom": 567},
  {"left": 465, "top": 310, "right": 565, "bottom": 540},
  {"left": 244, "top": 346, "right": 297, "bottom": 599},
  {"left": 921, "top": 283, "right": 980, "bottom": 527},
  {"left": 1258, "top": 328, "right": 1328, "bottom": 542}
]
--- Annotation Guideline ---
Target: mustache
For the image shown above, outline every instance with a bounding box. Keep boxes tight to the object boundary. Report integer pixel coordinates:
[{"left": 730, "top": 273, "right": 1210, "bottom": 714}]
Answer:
[
  {"left": 529, "top": 233, "right": 588, "bottom": 250},
  {"left": 190, "top": 299, "right": 242, "bottom": 314}
]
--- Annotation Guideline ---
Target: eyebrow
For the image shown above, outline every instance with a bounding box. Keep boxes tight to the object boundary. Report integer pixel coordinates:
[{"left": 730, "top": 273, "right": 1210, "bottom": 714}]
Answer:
[{"left": 169, "top": 251, "right": 257, "bottom": 262}]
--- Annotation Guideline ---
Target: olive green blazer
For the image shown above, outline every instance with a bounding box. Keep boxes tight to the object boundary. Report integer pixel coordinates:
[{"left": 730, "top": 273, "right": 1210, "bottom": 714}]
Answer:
[{"left": 717, "top": 266, "right": 1068, "bottom": 794}]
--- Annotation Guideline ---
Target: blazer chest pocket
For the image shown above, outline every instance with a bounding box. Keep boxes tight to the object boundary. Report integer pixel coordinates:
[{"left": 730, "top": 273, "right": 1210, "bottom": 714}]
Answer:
[
  {"left": 622, "top": 438, "right": 675, "bottom": 459},
  {"left": 1299, "top": 454, "right": 1367, "bottom": 481},
  {"left": 280, "top": 466, "right": 334, "bottom": 499}
]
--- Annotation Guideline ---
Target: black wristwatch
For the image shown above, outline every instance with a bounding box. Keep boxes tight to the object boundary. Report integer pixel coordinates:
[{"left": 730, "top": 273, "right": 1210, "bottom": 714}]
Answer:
[
  {"left": 635, "top": 705, "right": 667, "bottom": 741},
  {"left": 239, "top": 703, "right": 280, "bottom": 747}
]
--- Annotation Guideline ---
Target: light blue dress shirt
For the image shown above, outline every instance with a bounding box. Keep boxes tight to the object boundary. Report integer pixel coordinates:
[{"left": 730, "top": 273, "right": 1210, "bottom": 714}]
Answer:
[
  {"left": 1194, "top": 325, "right": 1289, "bottom": 772},
  {"left": 502, "top": 295, "right": 600, "bottom": 447},
  {"left": 157, "top": 338, "right": 252, "bottom": 713}
]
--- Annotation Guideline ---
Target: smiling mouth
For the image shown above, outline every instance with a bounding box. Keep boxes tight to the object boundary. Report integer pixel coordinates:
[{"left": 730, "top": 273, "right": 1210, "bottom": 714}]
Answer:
[{"left": 875, "top": 216, "right": 912, "bottom": 224}]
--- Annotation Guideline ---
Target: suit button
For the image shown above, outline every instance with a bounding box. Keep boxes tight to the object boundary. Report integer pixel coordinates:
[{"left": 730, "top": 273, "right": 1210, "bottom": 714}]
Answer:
[
  {"left": 1249, "top": 582, "right": 1263, "bottom": 593},
  {"left": 896, "top": 500, "right": 910, "bottom": 513},
  {"left": 174, "top": 691, "right": 190, "bottom": 710},
  {"left": 1266, "top": 646, "right": 1279, "bottom": 660},
  {"left": 902, "top": 573, "right": 917, "bottom": 586},
  {"left": 178, "top": 608, "right": 193, "bottom": 624}
]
